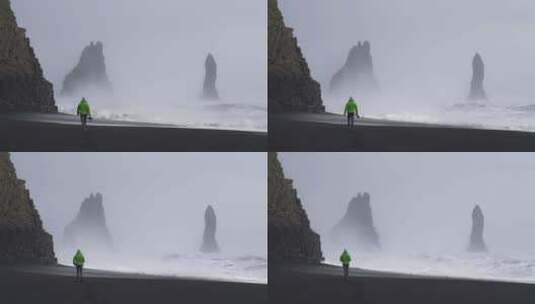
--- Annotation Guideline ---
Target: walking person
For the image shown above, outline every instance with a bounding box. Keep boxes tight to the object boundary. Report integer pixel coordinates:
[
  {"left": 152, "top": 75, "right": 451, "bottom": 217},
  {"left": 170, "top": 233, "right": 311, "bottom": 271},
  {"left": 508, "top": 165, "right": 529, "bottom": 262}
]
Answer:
[
  {"left": 340, "top": 249, "right": 352, "bottom": 281},
  {"left": 76, "top": 97, "right": 92, "bottom": 131},
  {"left": 343, "top": 97, "right": 360, "bottom": 128},
  {"left": 73, "top": 249, "right": 86, "bottom": 282}
]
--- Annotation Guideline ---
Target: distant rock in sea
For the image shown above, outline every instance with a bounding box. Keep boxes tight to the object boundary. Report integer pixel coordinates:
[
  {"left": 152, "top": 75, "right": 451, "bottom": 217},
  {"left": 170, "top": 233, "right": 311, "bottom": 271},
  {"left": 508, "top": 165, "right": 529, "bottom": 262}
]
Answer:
[
  {"left": 268, "top": 0, "right": 324, "bottom": 113},
  {"left": 200, "top": 205, "right": 220, "bottom": 253},
  {"left": 0, "top": 152, "right": 56, "bottom": 264},
  {"left": 63, "top": 193, "right": 113, "bottom": 250},
  {"left": 468, "top": 53, "right": 487, "bottom": 101},
  {"left": 330, "top": 41, "right": 378, "bottom": 96},
  {"left": 268, "top": 152, "right": 323, "bottom": 264},
  {"left": 61, "top": 41, "right": 112, "bottom": 96},
  {"left": 201, "top": 54, "right": 219, "bottom": 100},
  {"left": 0, "top": 0, "right": 57, "bottom": 112},
  {"left": 468, "top": 205, "right": 487, "bottom": 252},
  {"left": 331, "top": 193, "right": 380, "bottom": 251}
]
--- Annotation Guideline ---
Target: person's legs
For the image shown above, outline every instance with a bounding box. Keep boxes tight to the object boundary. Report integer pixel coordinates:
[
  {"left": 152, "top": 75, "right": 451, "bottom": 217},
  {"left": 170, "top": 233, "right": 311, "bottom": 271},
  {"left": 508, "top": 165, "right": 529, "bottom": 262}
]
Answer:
[
  {"left": 80, "top": 266, "right": 83, "bottom": 282},
  {"left": 76, "top": 266, "right": 80, "bottom": 282},
  {"left": 351, "top": 115, "right": 355, "bottom": 128},
  {"left": 343, "top": 264, "right": 349, "bottom": 280}
]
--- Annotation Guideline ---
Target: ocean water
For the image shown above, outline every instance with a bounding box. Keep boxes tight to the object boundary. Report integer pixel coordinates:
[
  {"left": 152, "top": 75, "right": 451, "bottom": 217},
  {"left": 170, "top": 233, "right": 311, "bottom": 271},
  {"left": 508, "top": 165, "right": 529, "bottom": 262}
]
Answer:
[
  {"left": 58, "top": 252, "right": 267, "bottom": 284},
  {"left": 324, "top": 252, "right": 535, "bottom": 284}
]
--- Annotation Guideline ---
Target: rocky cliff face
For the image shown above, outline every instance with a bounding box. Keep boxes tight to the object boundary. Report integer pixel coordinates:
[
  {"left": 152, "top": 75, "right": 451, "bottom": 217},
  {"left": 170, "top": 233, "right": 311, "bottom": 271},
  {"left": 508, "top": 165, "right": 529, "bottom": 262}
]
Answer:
[
  {"left": 331, "top": 193, "right": 380, "bottom": 251},
  {"left": 0, "top": 0, "right": 57, "bottom": 112},
  {"left": 201, "top": 54, "right": 219, "bottom": 100},
  {"left": 200, "top": 205, "right": 220, "bottom": 253},
  {"left": 63, "top": 193, "right": 113, "bottom": 250},
  {"left": 268, "top": 152, "right": 323, "bottom": 264},
  {"left": 0, "top": 152, "right": 56, "bottom": 264},
  {"left": 330, "top": 41, "right": 378, "bottom": 96},
  {"left": 268, "top": 0, "right": 324, "bottom": 113},
  {"left": 468, "top": 53, "right": 486, "bottom": 101},
  {"left": 468, "top": 205, "right": 487, "bottom": 252},
  {"left": 61, "top": 41, "right": 112, "bottom": 96}
]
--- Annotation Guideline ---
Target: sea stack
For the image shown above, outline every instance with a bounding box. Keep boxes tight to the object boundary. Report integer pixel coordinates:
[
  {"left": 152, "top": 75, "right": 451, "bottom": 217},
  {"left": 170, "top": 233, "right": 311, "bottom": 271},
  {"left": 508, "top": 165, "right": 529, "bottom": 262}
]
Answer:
[
  {"left": 468, "top": 53, "right": 487, "bottom": 101},
  {"left": 0, "top": 152, "right": 56, "bottom": 264},
  {"left": 200, "top": 205, "right": 220, "bottom": 253},
  {"left": 268, "top": 152, "right": 323, "bottom": 263},
  {"left": 468, "top": 205, "right": 487, "bottom": 252},
  {"left": 61, "top": 41, "right": 112, "bottom": 96},
  {"left": 0, "top": 0, "right": 57, "bottom": 112},
  {"left": 201, "top": 54, "right": 219, "bottom": 100},
  {"left": 268, "top": 0, "right": 324, "bottom": 113},
  {"left": 331, "top": 193, "right": 380, "bottom": 251},
  {"left": 330, "top": 41, "right": 378, "bottom": 96},
  {"left": 63, "top": 193, "right": 113, "bottom": 250}
]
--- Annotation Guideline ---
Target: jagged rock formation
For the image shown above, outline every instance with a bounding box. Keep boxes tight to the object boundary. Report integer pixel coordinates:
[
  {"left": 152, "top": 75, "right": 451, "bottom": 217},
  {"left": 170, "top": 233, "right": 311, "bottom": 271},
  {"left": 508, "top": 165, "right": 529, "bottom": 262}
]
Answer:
[
  {"left": 330, "top": 41, "right": 378, "bottom": 95},
  {"left": 0, "top": 152, "right": 56, "bottom": 264},
  {"left": 468, "top": 53, "right": 487, "bottom": 101},
  {"left": 331, "top": 193, "right": 380, "bottom": 251},
  {"left": 200, "top": 205, "right": 220, "bottom": 253},
  {"left": 468, "top": 205, "right": 487, "bottom": 252},
  {"left": 268, "top": 152, "right": 323, "bottom": 264},
  {"left": 268, "top": 0, "right": 324, "bottom": 113},
  {"left": 0, "top": 0, "right": 57, "bottom": 112},
  {"left": 201, "top": 54, "right": 219, "bottom": 100},
  {"left": 61, "top": 41, "right": 112, "bottom": 96},
  {"left": 63, "top": 193, "right": 113, "bottom": 250}
]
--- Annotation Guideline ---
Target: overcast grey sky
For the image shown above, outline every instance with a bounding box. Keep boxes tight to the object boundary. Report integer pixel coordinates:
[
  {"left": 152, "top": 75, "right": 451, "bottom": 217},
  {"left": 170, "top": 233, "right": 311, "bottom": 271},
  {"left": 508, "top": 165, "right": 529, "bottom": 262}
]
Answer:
[
  {"left": 279, "top": 0, "right": 535, "bottom": 109},
  {"left": 12, "top": 153, "right": 267, "bottom": 257},
  {"left": 280, "top": 153, "right": 535, "bottom": 256},
  {"left": 12, "top": 0, "right": 266, "bottom": 106}
]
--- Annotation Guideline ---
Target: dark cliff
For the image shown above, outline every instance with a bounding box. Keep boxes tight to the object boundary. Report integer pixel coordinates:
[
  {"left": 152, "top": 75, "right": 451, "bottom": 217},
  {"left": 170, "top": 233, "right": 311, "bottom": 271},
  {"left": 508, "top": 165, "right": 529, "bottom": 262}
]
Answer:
[
  {"left": 468, "top": 53, "right": 486, "bottom": 101},
  {"left": 468, "top": 204, "right": 487, "bottom": 252},
  {"left": 200, "top": 205, "right": 220, "bottom": 253},
  {"left": 201, "top": 54, "right": 219, "bottom": 100}
]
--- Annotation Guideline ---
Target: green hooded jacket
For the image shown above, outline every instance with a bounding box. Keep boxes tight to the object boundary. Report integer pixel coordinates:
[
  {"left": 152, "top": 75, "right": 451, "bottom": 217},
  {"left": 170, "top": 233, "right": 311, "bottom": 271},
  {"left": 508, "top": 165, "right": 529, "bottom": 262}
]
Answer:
[
  {"left": 344, "top": 98, "right": 358, "bottom": 115},
  {"left": 77, "top": 98, "right": 91, "bottom": 116},
  {"left": 73, "top": 250, "right": 85, "bottom": 266},
  {"left": 340, "top": 250, "right": 351, "bottom": 265}
]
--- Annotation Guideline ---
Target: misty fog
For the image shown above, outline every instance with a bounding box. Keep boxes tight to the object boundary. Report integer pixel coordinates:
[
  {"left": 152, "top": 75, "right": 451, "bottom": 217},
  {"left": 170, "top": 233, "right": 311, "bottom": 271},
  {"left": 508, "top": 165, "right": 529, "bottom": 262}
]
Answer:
[
  {"left": 12, "top": 0, "right": 266, "bottom": 130},
  {"left": 11, "top": 153, "right": 267, "bottom": 283},
  {"left": 279, "top": 0, "right": 535, "bottom": 130},
  {"left": 280, "top": 152, "right": 535, "bottom": 282}
]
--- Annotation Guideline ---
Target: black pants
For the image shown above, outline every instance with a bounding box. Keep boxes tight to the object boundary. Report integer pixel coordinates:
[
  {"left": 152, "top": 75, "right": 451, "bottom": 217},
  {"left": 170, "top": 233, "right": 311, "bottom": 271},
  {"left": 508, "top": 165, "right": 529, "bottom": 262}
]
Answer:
[
  {"left": 347, "top": 113, "right": 355, "bottom": 128},
  {"left": 80, "top": 114, "right": 88, "bottom": 130},
  {"left": 343, "top": 264, "right": 349, "bottom": 280},
  {"left": 76, "top": 265, "right": 83, "bottom": 282}
]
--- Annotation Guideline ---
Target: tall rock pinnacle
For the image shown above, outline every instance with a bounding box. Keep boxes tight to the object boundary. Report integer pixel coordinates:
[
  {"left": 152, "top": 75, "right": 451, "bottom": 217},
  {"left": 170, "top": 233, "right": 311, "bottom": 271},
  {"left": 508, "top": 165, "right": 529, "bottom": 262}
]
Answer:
[
  {"left": 268, "top": 0, "right": 324, "bottom": 113},
  {"left": 468, "top": 205, "right": 487, "bottom": 252},
  {"left": 331, "top": 193, "right": 380, "bottom": 251},
  {"left": 268, "top": 152, "right": 323, "bottom": 263},
  {"left": 468, "top": 53, "right": 487, "bottom": 101},
  {"left": 201, "top": 54, "right": 219, "bottom": 100},
  {"left": 200, "top": 205, "right": 220, "bottom": 253},
  {"left": 61, "top": 41, "right": 112, "bottom": 96},
  {"left": 0, "top": 0, "right": 57, "bottom": 112},
  {"left": 63, "top": 193, "right": 113, "bottom": 250},
  {"left": 0, "top": 152, "right": 56, "bottom": 264},
  {"left": 330, "top": 41, "right": 378, "bottom": 96}
]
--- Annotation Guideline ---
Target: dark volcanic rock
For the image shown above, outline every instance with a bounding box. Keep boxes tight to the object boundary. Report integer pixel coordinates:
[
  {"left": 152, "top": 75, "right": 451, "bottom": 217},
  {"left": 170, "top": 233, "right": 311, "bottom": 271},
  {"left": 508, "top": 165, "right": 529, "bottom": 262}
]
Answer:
[
  {"left": 468, "top": 53, "right": 487, "bottom": 101},
  {"left": 201, "top": 54, "right": 219, "bottom": 100},
  {"left": 61, "top": 41, "right": 112, "bottom": 96},
  {"left": 331, "top": 193, "right": 380, "bottom": 251},
  {"left": 468, "top": 205, "right": 487, "bottom": 252},
  {"left": 63, "top": 193, "right": 113, "bottom": 250},
  {"left": 200, "top": 205, "right": 220, "bottom": 253},
  {"left": 0, "top": 152, "right": 56, "bottom": 264},
  {"left": 268, "top": 152, "right": 323, "bottom": 264},
  {"left": 268, "top": 0, "right": 324, "bottom": 113},
  {"left": 330, "top": 41, "right": 378, "bottom": 96},
  {"left": 0, "top": 0, "right": 57, "bottom": 113}
]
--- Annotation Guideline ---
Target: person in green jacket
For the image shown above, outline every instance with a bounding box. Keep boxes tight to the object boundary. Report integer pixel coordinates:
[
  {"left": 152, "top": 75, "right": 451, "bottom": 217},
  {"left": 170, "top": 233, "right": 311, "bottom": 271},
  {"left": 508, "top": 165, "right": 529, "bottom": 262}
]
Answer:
[
  {"left": 73, "top": 249, "right": 86, "bottom": 282},
  {"left": 340, "top": 249, "right": 352, "bottom": 281},
  {"left": 343, "top": 97, "right": 360, "bottom": 128},
  {"left": 76, "top": 97, "right": 92, "bottom": 131}
]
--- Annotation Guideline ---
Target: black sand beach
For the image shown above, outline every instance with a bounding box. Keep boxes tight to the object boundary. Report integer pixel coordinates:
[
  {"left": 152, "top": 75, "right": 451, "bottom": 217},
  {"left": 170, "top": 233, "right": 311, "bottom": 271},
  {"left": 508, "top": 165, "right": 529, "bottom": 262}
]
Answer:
[
  {"left": 270, "top": 263, "right": 535, "bottom": 304},
  {"left": 1, "top": 265, "right": 267, "bottom": 304},
  {"left": 270, "top": 113, "right": 535, "bottom": 151},
  {"left": 0, "top": 113, "right": 267, "bottom": 151}
]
